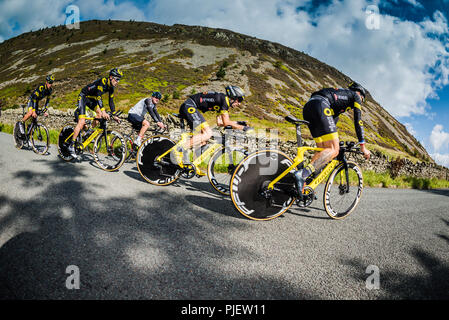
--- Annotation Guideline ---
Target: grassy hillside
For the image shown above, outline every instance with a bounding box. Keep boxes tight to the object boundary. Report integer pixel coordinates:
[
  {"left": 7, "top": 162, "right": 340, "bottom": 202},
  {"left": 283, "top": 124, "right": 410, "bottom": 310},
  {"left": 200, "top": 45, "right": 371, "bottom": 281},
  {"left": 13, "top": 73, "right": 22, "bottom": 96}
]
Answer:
[{"left": 0, "top": 19, "right": 432, "bottom": 163}]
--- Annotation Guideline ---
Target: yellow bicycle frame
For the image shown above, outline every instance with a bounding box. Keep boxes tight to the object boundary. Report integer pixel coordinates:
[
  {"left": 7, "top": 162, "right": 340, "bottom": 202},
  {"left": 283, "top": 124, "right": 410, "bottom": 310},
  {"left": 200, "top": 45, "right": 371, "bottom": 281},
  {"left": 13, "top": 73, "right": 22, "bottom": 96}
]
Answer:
[
  {"left": 267, "top": 146, "right": 339, "bottom": 191},
  {"left": 63, "top": 116, "right": 106, "bottom": 150},
  {"left": 156, "top": 132, "right": 223, "bottom": 169}
]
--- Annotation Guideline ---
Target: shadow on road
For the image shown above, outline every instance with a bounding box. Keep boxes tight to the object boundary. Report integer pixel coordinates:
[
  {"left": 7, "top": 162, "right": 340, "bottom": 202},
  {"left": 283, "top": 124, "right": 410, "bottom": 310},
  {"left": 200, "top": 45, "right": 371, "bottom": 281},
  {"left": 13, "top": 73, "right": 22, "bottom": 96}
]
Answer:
[
  {"left": 0, "top": 157, "right": 316, "bottom": 299},
  {"left": 341, "top": 216, "right": 449, "bottom": 299}
]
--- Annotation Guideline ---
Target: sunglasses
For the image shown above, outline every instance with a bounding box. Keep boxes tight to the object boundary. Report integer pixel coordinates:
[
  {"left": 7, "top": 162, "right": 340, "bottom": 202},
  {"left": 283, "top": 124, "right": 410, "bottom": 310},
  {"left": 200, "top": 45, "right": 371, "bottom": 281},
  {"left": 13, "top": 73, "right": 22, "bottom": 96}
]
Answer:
[{"left": 112, "top": 77, "right": 121, "bottom": 82}]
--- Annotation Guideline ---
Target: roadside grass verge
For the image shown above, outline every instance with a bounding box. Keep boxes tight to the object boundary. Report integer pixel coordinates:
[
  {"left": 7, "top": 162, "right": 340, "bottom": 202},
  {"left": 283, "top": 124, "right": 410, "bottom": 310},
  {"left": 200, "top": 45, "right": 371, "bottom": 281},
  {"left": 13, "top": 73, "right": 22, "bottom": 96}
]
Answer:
[
  {"left": 363, "top": 170, "right": 449, "bottom": 190},
  {"left": 0, "top": 122, "right": 59, "bottom": 145},
  {"left": 1, "top": 121, "right": 448, "bottom": 190}
]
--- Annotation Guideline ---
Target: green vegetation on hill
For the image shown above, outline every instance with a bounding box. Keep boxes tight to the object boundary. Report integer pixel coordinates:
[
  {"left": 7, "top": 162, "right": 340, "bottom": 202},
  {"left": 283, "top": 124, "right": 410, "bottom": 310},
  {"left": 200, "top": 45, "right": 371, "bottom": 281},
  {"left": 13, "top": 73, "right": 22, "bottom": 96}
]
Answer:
[{"left": 0, "top": 19, "right": 433, "bottom": 164}]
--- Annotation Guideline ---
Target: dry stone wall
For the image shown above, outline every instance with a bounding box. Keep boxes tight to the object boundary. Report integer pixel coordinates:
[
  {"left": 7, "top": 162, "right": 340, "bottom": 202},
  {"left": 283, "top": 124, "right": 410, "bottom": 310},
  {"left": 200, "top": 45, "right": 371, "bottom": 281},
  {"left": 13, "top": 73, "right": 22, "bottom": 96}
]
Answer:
[{"left": 1, "top": 107, "right": 448, "bottom": 180}]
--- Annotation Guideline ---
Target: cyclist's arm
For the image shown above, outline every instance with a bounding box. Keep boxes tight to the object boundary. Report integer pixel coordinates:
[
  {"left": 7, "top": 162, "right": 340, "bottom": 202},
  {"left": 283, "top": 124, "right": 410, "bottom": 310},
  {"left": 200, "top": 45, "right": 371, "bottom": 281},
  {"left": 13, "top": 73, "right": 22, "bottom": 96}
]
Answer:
[
  {"left": 145, "top": 98, "right": 162, "bottom": 123},
  {"left": 108, "top": 91, "right": 116, "bottom": 113},
  {"left": 353, "top": 103, "right": 365, "bottom": 144},
  {"left": 218, "top": 112, "right": 245, "bottom": 130}
]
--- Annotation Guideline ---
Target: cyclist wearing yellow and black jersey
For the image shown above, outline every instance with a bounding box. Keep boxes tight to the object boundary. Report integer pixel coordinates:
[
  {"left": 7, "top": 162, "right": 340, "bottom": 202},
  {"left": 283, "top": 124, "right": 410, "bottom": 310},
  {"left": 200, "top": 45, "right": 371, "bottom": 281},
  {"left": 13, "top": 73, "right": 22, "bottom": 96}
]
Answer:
[
  {"left": 19, "top": 75, "right": 54, "bottom": 135},
  {"left": 67, "top": 68, "right": 123, "bottom": 158},
  {"left": 295, "top": 82, "right": 371, "bottom": 194},
  {"left": 174, "top": 85, "right": 252, "bottom": 164}
]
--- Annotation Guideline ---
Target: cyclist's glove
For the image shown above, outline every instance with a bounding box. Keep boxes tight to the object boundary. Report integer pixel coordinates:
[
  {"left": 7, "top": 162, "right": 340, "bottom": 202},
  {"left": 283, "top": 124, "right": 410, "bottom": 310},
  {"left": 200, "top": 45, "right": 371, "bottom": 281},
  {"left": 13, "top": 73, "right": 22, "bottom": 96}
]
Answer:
[{"left": 243, "top": 126, "right": 254, "bottom": 132}]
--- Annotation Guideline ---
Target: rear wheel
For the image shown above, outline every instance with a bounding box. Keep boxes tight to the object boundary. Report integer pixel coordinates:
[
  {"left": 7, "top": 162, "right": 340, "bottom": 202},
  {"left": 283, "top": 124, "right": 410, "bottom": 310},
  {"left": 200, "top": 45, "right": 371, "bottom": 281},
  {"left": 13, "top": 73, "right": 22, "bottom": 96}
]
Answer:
[
  {"left": 208, "top": 147, "right": 247, "bottom": 195},
  {"left": 324, "top": 161, "right": 363, "bottom": 219},
  {"left": 136, "top": 135, "right": 181, "bottom": 186},
  {"left": 57, "top": 124, "right": 75, "bottom": 161},
  {"left": 30, "top": 123, "right": 49, "bottom": 155},
  {"left": 230, "top": 150, "right": 296, "bottom": 221},
  {"left": 93, "top": 130, "right": 126, "bottom": 171},
  {"left": 13, "top": 121, "right": 25, "bottom": 149}
]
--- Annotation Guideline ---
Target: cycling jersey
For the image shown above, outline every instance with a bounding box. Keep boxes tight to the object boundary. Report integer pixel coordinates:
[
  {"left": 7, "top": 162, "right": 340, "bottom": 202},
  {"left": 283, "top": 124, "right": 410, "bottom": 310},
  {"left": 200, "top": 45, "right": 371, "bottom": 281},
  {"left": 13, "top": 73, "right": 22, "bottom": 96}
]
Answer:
[
  {"left": 28, "top": 83, "right": 52, "bottom": 112},
  {"left": 76, "top": 77, "right": 116, "bottom": 119},
  {"left": 303, "top": 88, "right": 365, "bottom": 143},
  {"left": 179, "top": 92, "right": 230, "bottom": 130},
  {"left": 129, "top": 98, "right": 162, "bottom": 123},
  {"left": 80, "top": 77, "right": 116, "bottom": 112}
]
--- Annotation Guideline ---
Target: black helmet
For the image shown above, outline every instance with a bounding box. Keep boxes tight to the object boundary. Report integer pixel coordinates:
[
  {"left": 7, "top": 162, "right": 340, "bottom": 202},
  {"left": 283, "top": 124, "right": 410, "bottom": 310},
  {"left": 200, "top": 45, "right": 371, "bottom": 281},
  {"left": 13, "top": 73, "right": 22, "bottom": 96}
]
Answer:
[
  {"left": 225, "top": 85, "right": 245, "bottom": 102},
  {"left": 46, "top": 74, "right": 55, "bottom": 84},
  {"left": 109, "top": 68, "right": 123, "bottom": 79},
  {"left": 152, "top": 91, "right": 162, "bottom": 99},
  {"left": 348, "top": 81, "right": 366, "bottom": 98}
]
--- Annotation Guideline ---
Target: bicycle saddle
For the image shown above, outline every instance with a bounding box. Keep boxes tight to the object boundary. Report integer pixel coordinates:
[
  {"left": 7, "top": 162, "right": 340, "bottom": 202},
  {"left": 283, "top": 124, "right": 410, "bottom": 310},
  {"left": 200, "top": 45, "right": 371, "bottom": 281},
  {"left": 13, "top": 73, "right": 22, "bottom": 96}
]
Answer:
[{"left": 285, "top": 115, "right": 309, "bottom": 126}]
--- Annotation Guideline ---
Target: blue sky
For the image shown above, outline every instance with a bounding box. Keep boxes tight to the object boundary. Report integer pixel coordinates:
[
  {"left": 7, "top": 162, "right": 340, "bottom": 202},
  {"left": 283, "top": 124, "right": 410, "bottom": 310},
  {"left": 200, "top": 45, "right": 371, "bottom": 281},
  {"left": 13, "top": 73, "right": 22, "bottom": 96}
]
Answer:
[{"left": 1, "top": 0, "right": 449, "bottom": 167}]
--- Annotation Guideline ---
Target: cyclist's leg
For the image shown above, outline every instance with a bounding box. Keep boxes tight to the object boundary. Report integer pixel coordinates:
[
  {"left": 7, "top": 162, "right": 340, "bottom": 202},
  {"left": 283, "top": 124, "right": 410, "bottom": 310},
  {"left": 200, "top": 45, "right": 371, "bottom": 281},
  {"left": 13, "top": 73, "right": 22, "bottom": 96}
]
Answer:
[
  {"left": 127, "top": 113, "right": 144, "bottom": 145},
  {"left": 71, "top": 95, "right": 88, "bottom": 148},
  {"left": 20, "top": 100, "right": 36, "bottom": 134},
  {"left": 139, "top": 119, "right": 150, "bottom": 138},
  {"left": 297, "top": 98, "right": 339, "bottom": 191}
]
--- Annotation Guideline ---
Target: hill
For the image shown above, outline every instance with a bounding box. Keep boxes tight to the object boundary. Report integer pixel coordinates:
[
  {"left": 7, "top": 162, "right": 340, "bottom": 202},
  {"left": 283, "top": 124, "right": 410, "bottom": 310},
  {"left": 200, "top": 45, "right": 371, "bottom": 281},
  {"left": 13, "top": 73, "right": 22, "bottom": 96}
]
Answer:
[{"left": 0, "top": 19, "right": 432, "bottom": 163}]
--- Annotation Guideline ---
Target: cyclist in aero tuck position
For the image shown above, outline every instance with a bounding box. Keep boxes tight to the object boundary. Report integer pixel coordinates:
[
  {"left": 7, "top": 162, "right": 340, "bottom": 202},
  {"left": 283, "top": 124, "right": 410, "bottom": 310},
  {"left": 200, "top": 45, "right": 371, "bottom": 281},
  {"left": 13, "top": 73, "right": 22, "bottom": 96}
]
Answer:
[
  {"left": 127, "top": 91, "right": 166, "bottom": 146},
  {"left": 18, "top": 75, "right": 53, "bottom": 135},
  {"left": 295, "top": 82, "right": 371, "bottom": 195},
  {"left": 173, "top": 85, "right": 252, "bottom": 167},
  {"left": 67, "top": 68, "right": 123, "bottom": 158}
]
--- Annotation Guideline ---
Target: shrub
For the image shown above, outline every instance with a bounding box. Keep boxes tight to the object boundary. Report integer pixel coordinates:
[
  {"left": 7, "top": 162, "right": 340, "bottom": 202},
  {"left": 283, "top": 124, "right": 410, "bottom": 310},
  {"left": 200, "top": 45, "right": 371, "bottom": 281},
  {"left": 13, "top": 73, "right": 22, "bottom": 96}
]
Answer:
[{"left": 216, "top": 67, "right": 226, "bottom": 79}]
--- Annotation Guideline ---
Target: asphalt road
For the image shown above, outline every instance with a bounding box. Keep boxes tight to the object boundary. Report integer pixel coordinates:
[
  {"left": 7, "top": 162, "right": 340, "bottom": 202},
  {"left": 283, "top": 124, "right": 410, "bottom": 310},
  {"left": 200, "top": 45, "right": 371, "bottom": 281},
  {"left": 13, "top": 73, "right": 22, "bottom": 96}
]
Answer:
[{"left": 0, "top": 132, "right": 448, "bottom": 300}]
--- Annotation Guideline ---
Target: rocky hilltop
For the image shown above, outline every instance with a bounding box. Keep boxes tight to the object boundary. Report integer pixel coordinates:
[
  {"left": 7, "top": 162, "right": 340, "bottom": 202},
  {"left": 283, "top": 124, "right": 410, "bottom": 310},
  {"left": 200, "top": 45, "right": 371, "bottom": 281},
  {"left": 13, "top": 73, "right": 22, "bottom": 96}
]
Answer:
[{"left": 0, "top": 20, "right": 432, "bottom": 163}]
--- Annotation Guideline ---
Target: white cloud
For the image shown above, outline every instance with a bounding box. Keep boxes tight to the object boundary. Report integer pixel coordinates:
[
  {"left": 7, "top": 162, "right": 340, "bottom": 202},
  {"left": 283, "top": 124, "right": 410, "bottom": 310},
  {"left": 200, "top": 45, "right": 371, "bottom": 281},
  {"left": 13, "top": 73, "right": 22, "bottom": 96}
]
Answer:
[
  {"left": 404, "top": 123, "right": 416, "bottom": 136},
  {"left": 0, "top": 0, "right": 70, "bottom": 39},
  {"left": 1, "top": 0, "right": 448, "bottom": 122},
  {"left": 430, "top": 124, "right": 449, "bottom": 152},
  {"left": 430, "top": 152, "right": 449, "bottom": 168},
  {"left": 144, "top": 0, "right": 449, "bottom": 119},
  {"left": 404, "top": 0, "right": 424, "bottom": 8}
]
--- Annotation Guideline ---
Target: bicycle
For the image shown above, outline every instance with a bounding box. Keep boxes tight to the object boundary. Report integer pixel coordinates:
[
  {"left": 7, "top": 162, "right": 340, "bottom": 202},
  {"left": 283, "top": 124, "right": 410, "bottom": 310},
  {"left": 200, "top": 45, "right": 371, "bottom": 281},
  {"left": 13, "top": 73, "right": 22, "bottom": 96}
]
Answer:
[
  {"left": 229, "top": 115, "right": 364, "bottom": 221},
  {"left": 119, "top": 124, "right": 168, "bottom": 162},
  {"left": 57, "top": 111, "right": 127, "bottom": 171},
  {"left": 136, "top": 114, "right": 248, "bottom": 195},
  {"left": 13, "top": 105, "right": 50, "bottom": 155}
]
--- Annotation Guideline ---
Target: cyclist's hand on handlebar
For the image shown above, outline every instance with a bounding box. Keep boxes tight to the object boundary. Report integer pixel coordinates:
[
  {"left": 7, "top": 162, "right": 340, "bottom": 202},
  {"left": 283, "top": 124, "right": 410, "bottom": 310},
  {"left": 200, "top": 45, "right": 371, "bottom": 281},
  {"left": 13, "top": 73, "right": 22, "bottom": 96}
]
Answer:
[
  {"left": 44, "top": 112, "right": 49, "bottom": 117},
  {"left": 102, "top": 111, "right": 110, "bottom": 121},
  {"left": 157, "top": 122, "right": 166, "bottom": 130},
  {"left": 243, "top": 125, "right": 254, "bottom": 133},
  {"left": 360, "top": 144, "right": 371, "bottom": 160},
  {"left": 113, "top": 115, "right": 121, "bottom": 124}
]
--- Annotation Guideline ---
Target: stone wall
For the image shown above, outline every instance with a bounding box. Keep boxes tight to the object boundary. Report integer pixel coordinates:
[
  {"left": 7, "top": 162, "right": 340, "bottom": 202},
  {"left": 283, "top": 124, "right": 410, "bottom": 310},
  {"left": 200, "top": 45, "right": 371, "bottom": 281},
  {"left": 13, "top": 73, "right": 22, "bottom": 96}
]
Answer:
[{"left": 2, "top": 107, "right": 449, "bottom": 181}]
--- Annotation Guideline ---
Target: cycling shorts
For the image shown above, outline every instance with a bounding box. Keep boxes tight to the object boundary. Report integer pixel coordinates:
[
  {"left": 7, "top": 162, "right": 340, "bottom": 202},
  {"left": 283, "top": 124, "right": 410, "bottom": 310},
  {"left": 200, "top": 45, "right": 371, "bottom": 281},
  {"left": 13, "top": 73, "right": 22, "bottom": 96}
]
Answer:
[
  {"left": 27, "top": 99, "right": 37, "bottom": 112},
  {"left": 76, "top": 94, "right": 100, "bottom": 120},
  {"left": 127, "top": 113, "right": 144, "bottom": 131},
  {"left": 179, "top": 98, "right": 208, "bottom": 132},
  {"left": 303, "top": 96, "right": 339, "bottom": 144}
]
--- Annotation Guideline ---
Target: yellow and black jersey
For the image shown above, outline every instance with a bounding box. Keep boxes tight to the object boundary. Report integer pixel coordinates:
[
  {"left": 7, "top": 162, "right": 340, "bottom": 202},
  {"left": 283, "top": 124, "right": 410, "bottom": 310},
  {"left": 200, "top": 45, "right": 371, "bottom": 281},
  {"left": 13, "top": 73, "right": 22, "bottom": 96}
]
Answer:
[
  {"left": 304, "top": 88, "right": 365, "bottom": 143},
  {"left": 188, "top": 92, "right": 230, "bottom": 114},
  {"left": 28, "top": 83, "right": 52, "bottom": 111},
  {"left": 80, "top": 77, "right": 115, "bottom": 112}
]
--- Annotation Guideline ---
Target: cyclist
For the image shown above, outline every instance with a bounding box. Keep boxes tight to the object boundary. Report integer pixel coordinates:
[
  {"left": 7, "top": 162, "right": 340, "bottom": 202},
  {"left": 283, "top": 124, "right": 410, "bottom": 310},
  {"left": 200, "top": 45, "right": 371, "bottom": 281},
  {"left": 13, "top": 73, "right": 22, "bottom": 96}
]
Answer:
[
  {"left": 67, "top": 68, "right": 123, "bottom": 158},
  {"left": 19, "top": 75, "right": 53, "bottom": 135},
  {"left": 173, "top": 85, "right": 252, "bottom": 167},
  {"left": 127, "top": 91, "right": 166, "bottom": 146},
  {"left": 295, "top": 82, "right": 371, "bottom": 195}
]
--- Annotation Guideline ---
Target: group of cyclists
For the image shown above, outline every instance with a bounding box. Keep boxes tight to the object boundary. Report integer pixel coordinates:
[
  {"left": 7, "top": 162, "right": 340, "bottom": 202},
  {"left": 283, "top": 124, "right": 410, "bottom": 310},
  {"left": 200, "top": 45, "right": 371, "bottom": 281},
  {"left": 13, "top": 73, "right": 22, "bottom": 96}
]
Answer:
[{"left": 16, "top": 67, "right": 370, "bottom": 198}]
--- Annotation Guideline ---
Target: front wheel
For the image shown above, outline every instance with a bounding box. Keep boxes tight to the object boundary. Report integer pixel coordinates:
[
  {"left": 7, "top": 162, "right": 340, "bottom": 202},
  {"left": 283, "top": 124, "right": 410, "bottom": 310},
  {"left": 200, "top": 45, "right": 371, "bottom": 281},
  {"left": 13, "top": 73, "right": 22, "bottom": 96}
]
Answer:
[
  {"left": 30, "top": 123, "right": 49, "bottom": 155},
  {"left": 93, "top": 130, "right": 127, "bottom": 171},
  {"left": 230, "top": 150, "right": 296, "bottom": 221},
  {"left": 323, "top": 161, "right": 363, "bottom": 220},
  {"left": 207, "top": 147, "right": 247, "bottom": 196}
]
